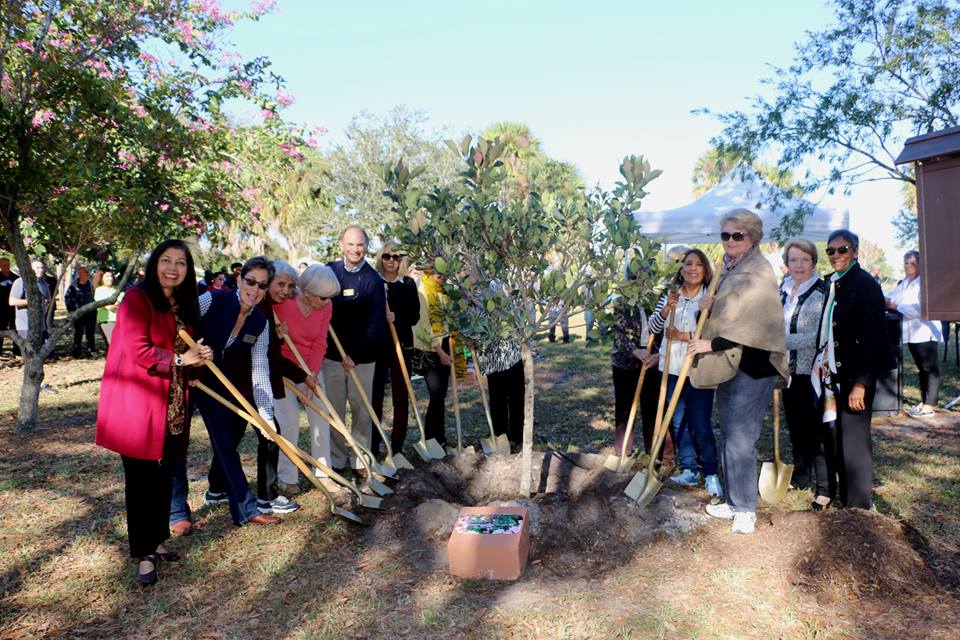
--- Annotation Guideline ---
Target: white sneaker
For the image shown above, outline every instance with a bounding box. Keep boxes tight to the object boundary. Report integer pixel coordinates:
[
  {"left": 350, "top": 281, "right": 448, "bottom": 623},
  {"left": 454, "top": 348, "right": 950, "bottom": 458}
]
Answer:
[
  {"left": 705, "top": 502, "right": 735, "bottom": 519},
  {"left": 704, "top": 474, "right": 723, "bottom": 498},
  {"left": 731, "top": 511, "right": 756, "bottom": 534}
]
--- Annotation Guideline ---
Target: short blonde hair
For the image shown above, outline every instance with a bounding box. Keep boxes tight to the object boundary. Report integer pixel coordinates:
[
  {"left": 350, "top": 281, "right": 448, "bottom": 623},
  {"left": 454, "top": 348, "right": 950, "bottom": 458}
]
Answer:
[
  {"left": 720, "top": 208, "right": 764, "bottom": 244},
  {"left": 782, "top": 237, "right": 817, "bottom": 266},
  {"left": 375, "top": 240, "right": 411, "bottom": 278},
  {"left": 298, "top": 264, "right": 340, "bottom": 298}
]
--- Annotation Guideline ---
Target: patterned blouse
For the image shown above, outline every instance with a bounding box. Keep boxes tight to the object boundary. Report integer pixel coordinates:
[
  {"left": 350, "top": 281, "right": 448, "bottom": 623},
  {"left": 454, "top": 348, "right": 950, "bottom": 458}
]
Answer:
[{"left": 611, "top": 304, "right": 650, "bottom": 370}]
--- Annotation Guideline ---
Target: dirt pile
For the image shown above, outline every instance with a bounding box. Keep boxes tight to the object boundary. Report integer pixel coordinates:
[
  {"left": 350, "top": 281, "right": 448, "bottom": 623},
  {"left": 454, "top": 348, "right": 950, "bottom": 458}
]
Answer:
[{"left": 367, "top": 451, "right": 709, "bottom": 578}]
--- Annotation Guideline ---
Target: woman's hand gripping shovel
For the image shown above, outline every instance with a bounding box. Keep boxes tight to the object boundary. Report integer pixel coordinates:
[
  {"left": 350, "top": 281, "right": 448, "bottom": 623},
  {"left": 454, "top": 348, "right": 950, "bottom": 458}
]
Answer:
[
  {"left": 327, "top": 326, "right": 414, "bottom": 471},
  {"left": 445, "top": 335, "right": 475, "bottom": 456},
  {"left": 180, "top": 332, "right": 369, "bottom": 523},
  {"left": 604, "top": 334, "right": 657, "bottom": 472},
  {"left": 473, "top": 351, "right": 511, "bottom": 456},
  {"left": 273, "top": 312, "right": 396, "bottom": 484},
  {"left": 386, "top": 301, "right": 445, "bottom": 461},
  {"left": 758, "top": 389, "right": 792, "bottom": 504},
  {"left": 625, "top": 262, "right": 723, "bottom": 506}
]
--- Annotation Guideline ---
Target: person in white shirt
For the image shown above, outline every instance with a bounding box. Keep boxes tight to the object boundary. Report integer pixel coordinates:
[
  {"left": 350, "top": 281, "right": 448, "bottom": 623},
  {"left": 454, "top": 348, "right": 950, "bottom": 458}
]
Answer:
[{"left": 885, "top": 250, "right": 942, "bottom": 418}]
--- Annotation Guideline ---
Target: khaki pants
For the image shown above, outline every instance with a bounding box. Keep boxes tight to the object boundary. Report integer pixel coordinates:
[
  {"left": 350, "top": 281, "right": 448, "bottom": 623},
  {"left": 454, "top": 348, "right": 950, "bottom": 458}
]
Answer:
[
  {"left": 322, "top": 360, "right": 375, "bottom": 469},
  {"left": 274, "top": 380, "right": 331, "bottom": 483}
]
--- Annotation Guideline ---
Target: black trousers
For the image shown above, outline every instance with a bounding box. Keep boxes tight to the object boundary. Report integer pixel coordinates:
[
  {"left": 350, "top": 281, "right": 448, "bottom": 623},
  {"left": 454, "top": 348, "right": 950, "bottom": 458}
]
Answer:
[
  {"left": 371, "top": 347, "right": 411, "bottom": 453},
  {"left": 422, "top": 358, "right": 450, "bottom": 447},
  {"left": 72, "top": 312, "right": 96, "bottom": 353},
  {"left": 833, "top": 381, "right": 876, "bottom": 509},
  {"left": 0, "top": 307, "right": 17, "bottom": 355},
  {"left": 782, "top": 374, "right": 820, "bottom": 490},
  {"left": 487, "top": 360, "right": 525, "bottom": 445},
  {"left": 908, "top": 341, "right": 940, "bottom": 406},
  {"left": 121, "top": 434, "right": 183, "bottom": 558},
  {"left": 206, "top": 407, "right": 279, "bottom": 503},
  {"left": 612, "top": 364, "right": 665, "bottom": 459}
]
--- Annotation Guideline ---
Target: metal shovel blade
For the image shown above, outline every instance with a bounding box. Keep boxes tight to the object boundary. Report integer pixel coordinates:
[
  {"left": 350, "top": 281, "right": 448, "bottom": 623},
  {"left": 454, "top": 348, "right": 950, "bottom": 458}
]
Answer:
[
  {"left": 333, "top": 506, "right": 367, "bottom": 524},
  {"left": 446, "top": 445, "right": 476, "bottom": 456},
  {"left": 413, "top": 440, "right": 435, "bottom": 462},
  {"left": 758, "top": 460, "right": 793, "bottom": 505},
  {"left": 365, "top": 475, "right": 394, "bottom": 496},
  {"left": 356, "top": 493, "right": 384, "bottom": 509},
  {"left": 425, "top": 438, "right": 447, "bottom": 459},
  {"left": 603, "top": 452, "right": 634, "bottom": 473},
  {"left": 479, "top": 437, "right": 495, "bottom": 456},
  {"left": 388, "top": 451, "right": 415, "bottom": 470},
  {"left": 623, "top": 469, "right": 663, "bottom": 507},
  {"left": 495, "top": 434, "right": 511, "bottom": 455}
]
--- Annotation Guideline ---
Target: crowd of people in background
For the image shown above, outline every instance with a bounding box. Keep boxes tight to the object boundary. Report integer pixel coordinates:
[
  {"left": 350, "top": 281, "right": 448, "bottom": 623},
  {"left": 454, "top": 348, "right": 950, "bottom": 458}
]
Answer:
[{"left": 1, "top": 212, "right": 946, "bottom": 585}]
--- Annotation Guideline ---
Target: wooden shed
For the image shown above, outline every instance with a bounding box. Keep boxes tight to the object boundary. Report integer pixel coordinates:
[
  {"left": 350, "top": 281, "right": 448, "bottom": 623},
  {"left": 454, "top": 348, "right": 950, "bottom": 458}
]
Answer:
[{"left": 895, "top": 126, "right": 960, "bottom": 321}]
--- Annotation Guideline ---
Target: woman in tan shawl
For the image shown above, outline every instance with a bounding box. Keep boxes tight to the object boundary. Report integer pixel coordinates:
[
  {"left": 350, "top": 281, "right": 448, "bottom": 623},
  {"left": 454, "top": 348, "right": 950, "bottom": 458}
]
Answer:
[{"left": 687, "top": 209, "right": 789, "bottom": 534}]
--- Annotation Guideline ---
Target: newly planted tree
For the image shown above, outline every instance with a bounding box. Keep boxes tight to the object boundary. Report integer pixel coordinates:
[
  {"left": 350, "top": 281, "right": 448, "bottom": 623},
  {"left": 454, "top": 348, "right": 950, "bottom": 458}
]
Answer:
[{"left": 384, "top": 137, "right": 662, "bottom": 495}]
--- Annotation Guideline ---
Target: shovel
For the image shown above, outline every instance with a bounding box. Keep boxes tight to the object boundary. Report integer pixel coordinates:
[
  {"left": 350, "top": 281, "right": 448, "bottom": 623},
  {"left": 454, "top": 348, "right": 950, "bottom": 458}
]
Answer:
[
  {"left": 327, "top": 326, "right": 414, "bottom": 471},
  {"left": 445, "top": 335, "right": 476, "bottom": 456},
  {"left": 183, "top": 358, "right": 366, "bottom": 523},
  {"left": 604, "top": 334, "right": 657, "bottom": 472},
  {"left": 625, "top": 264, "right": 723, "bottom": 506},
  {"left": 273, "top": 312, "right": 397, "bottom": 482},
  {"left": 386, "top": 301, "right": 445, "bottom": 461},
  {"left": 473, "top": 352, "right": 511, "bottom": 455},
  {"left": 283, "top": 379, "right": 394, "bottom": 497},
  {"left": 624, "top": 313, "right": 675, "bottom": 503},
  {"left": 759, "top": 389, "right": 792, "bottom": 504}
]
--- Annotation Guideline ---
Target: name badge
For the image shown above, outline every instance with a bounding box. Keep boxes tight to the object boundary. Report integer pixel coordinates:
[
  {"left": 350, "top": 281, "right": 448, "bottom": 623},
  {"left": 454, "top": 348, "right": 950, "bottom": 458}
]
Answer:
[
  {"left": 342, "top": 288, "right": 356, "bottom": 298},
  {"left": 242, "top": 333, "right": 257, "bottom": 344}
]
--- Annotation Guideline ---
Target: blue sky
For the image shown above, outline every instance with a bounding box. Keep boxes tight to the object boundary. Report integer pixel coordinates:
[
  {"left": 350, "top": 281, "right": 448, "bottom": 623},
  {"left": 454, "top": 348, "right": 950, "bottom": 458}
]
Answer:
[{"left": 223, "top": 1, "right": 906, "bottom": 263}]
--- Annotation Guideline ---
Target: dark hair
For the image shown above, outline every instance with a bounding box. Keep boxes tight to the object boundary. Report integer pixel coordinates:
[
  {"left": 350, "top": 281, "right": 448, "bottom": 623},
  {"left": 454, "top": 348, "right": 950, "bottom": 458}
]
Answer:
[
  {"left": 903, "top": 250, "right": 920, "bottom": 263},
  {"left": 203, "top": 269, "right": 214, "bottom": 282},
  {"left": 827, "top": 229, "right": 859, "bottom": 251},
  {"left": 230, "top": 262, "right": 243, "bottom": 271},
  {"left": 240, "top": 256, "right": 275, "bottom": 282},
  {"left": 142, "top": 239, "right": 200, "bottom": 325},
  {"left": 672, "top": 248, "right": 713, "bottom": 287}
]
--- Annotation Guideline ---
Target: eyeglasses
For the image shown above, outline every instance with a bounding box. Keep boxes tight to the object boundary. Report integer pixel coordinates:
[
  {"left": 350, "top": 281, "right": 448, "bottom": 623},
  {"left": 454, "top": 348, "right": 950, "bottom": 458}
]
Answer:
[
  {"left": 825, "top": 245, "right": 851, "bottom": 256},
  {"left": 242, "top": 276, "right": 269, "bottom": 290},
  {"left": 382, "top": 253, "right": 405, "bottom": 261},
  {"left": 720, "top": 231, "right": 747, "bottom": 242}
]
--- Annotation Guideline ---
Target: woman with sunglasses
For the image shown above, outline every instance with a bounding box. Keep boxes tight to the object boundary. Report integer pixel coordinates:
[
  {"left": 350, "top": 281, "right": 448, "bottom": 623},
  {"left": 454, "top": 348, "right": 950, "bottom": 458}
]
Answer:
[
  {"left": 273, "top": 264, "right": 341, "bottom": 491},
  {"left": 813, "top": 230, "right": 895, "bottom": 509},
  {"left": 687, "top": 209, "right": 789, "bottom": 534},
  {"left": 192, "top": 256, "right": 280, "bottom": 527},
  {"left": 371, "top": 242, "right": 420, "bottom": 454},
  {"left": 96, "top": 239, "right": 212, "bottom": 585}
]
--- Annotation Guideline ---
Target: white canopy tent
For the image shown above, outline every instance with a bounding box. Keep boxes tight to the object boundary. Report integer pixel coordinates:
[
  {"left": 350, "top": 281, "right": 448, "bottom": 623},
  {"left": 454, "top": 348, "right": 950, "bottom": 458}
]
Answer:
[{"left": 634, "top": 169, "right": 850, "bottom": 244}]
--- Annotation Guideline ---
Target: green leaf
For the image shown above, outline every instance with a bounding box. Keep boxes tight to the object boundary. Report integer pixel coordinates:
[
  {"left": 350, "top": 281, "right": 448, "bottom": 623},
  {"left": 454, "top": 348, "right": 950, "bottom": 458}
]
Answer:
[{"left": 434, "top": 256, "right": 448, "bottom": 274}]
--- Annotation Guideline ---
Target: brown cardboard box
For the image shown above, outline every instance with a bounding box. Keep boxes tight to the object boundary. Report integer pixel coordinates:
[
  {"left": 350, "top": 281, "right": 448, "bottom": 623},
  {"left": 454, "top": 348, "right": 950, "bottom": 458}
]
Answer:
[{"left": 447, "top": 506, "right": 530, "bottom": 580}]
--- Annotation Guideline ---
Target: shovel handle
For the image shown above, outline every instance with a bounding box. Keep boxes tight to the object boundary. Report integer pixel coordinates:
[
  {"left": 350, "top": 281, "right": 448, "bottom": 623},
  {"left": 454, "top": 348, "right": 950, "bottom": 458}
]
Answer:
[
  {"left": 327, "top": 325, "right": 396, "bottom": 459},
  {"left": 472, "top": 351, "right": 498, "bottom": 440},
  {"left": 619, "top": 333, "right": 657, "bottom": 465},
  {"left": 646, "top": 311, "right": 676, "bottom": 474},
  {"left": 385, "top": 300, "right": 428, "bottom": 443},
  {"left": 773, "top": 389, "right": 781, "bottom": 465},
  {"left": 449, "top": 334, "right": 463, "bottom": 450}
]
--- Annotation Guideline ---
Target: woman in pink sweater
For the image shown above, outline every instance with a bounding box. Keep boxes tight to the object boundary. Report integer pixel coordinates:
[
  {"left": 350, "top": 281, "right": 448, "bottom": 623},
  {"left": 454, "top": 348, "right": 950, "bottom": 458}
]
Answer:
[{"left": 273, "top": 265, "right": 341, "bottom": 488}]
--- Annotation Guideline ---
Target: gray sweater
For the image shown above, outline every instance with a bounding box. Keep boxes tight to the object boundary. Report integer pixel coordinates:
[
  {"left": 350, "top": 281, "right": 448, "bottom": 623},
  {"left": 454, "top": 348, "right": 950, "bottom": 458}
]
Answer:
[{"left": 780, "top": 277, "right": 827, "bottom": 376}]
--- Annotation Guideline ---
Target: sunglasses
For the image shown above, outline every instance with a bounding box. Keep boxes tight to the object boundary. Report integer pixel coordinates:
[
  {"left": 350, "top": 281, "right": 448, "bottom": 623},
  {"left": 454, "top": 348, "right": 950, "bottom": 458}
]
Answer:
[
  {"left": 825, "top": 245, "right": 851, "bottom": 256},
  {"left": 242, "top": 276, "right": 269, "bottom": 290},
  {"left": 382, "top": 253, "right": 405, "bottom": 261},
  {"left": 720, "top": 231, "right": 747, "bottom": 241}
]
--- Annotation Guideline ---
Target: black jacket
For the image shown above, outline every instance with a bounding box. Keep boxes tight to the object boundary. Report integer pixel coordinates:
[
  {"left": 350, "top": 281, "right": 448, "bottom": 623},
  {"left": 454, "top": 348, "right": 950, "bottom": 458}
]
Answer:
[
  {"left": 386, "top": 276, "right": 420, "bottom": 349},
  {"left": 816, "top": 262, "right": 896, "bottom": 390}
]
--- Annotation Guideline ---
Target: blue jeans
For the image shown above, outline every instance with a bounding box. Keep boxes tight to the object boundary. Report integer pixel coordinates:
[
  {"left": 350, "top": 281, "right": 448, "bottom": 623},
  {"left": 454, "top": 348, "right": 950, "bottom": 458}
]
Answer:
[
  {"left": 169, "top": 456, "right": 191, "bottom": 525},
  {"left": 715, "top": 370, "right": 777, "bottom": 512},
  {"left": 196, "top": 395, "right": 261, "bottom": 525},
  {"left": 665, "top": 375, "right": 718, "bottom": 476}
]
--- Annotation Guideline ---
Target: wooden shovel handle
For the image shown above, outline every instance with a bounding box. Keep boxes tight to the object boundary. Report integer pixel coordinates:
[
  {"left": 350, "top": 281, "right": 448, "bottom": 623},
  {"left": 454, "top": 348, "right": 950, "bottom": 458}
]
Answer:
[
  {"left": 326, "top": 325, "right": 395, "bottom": 457},
  {"left": 647, "top": 311, "right": 676, "bottom": 473},
  {"left": 472, "top": 351, "right": 498, "bottom": 440},
  {"left": 620, "top": 333, "right": 657, "bottom": 460},
  {"left": 449, "top": 335, "right": 463, "bottom": 449},
  {"left": 385, "top": 300, "right": 428, "bottom": 438},
  {"left": 773, "top": 389, "right": 781, "bottom": 465}
]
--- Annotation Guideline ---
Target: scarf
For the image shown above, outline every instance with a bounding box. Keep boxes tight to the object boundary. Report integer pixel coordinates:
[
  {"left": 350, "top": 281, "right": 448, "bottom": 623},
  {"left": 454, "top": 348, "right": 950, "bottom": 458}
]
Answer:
[
  {"left": 722, "top": 246, "right": 755, "bottom": 272},
  {"left": 811, "top": 260, "right": 858, "bottom": 422}
]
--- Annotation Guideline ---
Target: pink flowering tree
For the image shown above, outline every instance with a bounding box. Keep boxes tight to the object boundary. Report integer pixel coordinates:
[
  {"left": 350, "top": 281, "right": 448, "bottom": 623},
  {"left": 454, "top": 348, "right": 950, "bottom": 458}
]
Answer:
[{"left": 0, "top": 0, "right": 309, "bottom": 430}]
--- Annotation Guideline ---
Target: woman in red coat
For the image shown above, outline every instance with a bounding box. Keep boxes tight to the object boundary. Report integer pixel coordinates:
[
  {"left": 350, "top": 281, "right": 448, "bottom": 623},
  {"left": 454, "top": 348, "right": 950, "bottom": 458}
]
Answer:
[{"left": 96, "top": 240, "right": 211, "bottom": 586}]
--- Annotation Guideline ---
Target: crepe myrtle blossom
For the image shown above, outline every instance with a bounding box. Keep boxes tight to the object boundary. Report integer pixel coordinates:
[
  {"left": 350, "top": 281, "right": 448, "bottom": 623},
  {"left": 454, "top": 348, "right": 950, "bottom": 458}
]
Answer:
[{"left": 275, "top": 90, "right": 295, "bottom": 107}]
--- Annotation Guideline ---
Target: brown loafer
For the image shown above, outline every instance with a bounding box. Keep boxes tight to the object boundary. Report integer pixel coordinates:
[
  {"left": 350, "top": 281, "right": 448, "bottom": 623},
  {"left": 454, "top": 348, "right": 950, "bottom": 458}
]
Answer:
[
  {"left": 277, "top": 481, "right": 302, "bottom": 497},
  {"left": 247, "top": 513, "right": 280, "bottom": 526},
  {"left": 170, "top": 519, "right": 193, "bottom": 537}
]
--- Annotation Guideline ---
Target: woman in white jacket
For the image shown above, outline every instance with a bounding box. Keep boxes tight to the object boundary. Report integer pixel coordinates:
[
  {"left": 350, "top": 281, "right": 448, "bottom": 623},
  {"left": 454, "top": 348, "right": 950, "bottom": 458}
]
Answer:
[{"left": 885, "top": 250, "right": 942, "bottom": 418}]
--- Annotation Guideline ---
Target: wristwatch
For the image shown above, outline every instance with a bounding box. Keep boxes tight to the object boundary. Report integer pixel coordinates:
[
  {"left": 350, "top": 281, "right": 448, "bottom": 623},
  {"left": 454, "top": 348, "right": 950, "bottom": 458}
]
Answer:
[{"left": 174, "top": 353, "right": 184, "bottom": 367}]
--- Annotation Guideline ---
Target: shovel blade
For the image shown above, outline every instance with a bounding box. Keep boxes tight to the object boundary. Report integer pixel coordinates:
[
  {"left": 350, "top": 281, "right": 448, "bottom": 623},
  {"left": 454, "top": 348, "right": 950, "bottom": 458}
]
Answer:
[
  {"left": 624, "top": 469, "right": 663, "bottom": 507},
  {"left": 333, "top": 506, "right": 367, "bottom": 525},
  {"left": 366, "top": 476, "right": 394, "bottom": 496},
  {"left": 413, "top": 441, "right": 434, "bottom": 462},
  {"left": 390, "top": 452, "right": 415, "bottom": 470},
  {"left": 358, "top": 493, "right": 384, "bottom": 509},
  {"left": 425, "top": 438, "right": 446, "bottom": 459},
  {"left": 479, "top": 437, "right": 495, "bottom": 456},
  {"left": 616, "top": 457, "right": 635, "bottom": 473},
  {"left": 495, "top": 434, "right": 512, "bottom": 455},
  {"left": 373, "top": 462, "right": 397, "bottom": 478},
  {"left": 759, "top": 461, "right": 793, "bottom": 504},
  {"left": 603, "top": 454, "right": 622, "bottom": 472}
]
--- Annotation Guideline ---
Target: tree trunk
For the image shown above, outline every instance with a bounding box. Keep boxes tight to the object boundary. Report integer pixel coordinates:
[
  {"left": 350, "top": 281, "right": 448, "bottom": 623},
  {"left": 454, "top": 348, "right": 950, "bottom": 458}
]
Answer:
[
  {"left": 519, "top": 343, "right": 536, "bottom": 496},
  {"left": 16, "top": 346, "right": 44, "bottom": 431}
]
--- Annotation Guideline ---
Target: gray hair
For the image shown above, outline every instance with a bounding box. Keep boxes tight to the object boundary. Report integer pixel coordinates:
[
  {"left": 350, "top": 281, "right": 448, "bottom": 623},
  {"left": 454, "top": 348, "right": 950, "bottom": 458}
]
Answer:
[
  {"left": 720, "top": 208, "right": 764, "bottom": 244},
  {"left": 273, "top": 260, "right": 298, "bottom": 282},
  {"left": 298, "top": 264, "right": 341, "bottom": 298},
  {"left": 666, "top": 245, "right": 691, "bottom": 262},
  {"left": 827, "top": 229, "right": 859, "bottom": 251}
]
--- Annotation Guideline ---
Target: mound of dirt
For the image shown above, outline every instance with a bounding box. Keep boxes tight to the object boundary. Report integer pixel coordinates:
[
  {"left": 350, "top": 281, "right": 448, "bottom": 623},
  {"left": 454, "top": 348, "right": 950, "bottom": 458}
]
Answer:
[{"left": 367, "top": 451, "right": 710, "bottom": 578}]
